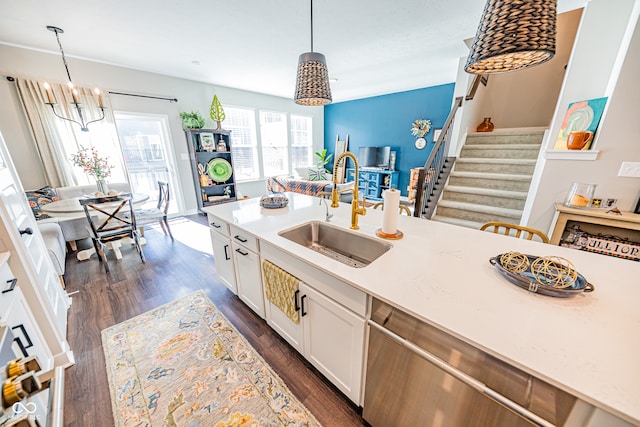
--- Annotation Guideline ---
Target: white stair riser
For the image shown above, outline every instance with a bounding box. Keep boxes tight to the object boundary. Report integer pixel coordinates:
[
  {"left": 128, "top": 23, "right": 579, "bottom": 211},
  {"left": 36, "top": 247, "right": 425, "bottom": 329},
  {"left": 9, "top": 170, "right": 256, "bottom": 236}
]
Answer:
[
  {"left": 448, "top": 176, "right": 532, "bottom": 192},
  {"left": 442, "top": 191, "right": 526, "bottom": 210}
]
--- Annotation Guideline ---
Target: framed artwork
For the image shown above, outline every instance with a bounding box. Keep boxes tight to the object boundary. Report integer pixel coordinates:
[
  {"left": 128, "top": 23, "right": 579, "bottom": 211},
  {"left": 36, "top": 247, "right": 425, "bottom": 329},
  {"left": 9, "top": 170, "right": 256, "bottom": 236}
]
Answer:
[
  {"left": 553, "top": 97, "right": 608, "bottom": 150},
  {"left": 199, "top": 132, "right": 215, "bottom": 151},
  {"left": 433, "top": 129, "right": 442, "bottom": 142}
]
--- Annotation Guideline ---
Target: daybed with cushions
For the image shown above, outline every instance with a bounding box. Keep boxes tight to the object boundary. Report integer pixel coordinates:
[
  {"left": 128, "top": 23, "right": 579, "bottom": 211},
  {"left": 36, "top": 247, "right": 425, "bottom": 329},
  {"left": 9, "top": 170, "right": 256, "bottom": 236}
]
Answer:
[{"left": 267, "top": 168, "right": 355, "bottom": 203}]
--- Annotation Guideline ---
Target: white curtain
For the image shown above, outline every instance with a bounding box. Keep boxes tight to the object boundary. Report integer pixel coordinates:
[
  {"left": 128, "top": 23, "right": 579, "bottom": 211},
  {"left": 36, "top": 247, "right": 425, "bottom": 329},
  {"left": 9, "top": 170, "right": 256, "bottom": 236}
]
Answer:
[{"left": 15, "top": 78, "right": 127, "bottom": 187}]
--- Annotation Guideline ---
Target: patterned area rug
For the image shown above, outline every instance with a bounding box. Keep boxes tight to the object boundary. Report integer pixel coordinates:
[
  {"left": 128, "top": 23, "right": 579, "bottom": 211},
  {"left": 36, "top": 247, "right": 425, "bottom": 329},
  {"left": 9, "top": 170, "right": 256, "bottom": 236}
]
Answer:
[{"left": 102, "top": 291, "right": 321, "bottom": 426}]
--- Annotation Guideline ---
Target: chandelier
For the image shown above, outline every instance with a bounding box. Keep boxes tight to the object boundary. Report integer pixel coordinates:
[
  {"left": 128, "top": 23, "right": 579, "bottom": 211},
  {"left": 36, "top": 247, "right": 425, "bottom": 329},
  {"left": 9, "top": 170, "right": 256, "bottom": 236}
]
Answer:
[
  {"left": 294, "top": 0, "right": 332, "bottom": 106},
  {"left": 43, "top": 26, "right": 105, "bottom": 132}
]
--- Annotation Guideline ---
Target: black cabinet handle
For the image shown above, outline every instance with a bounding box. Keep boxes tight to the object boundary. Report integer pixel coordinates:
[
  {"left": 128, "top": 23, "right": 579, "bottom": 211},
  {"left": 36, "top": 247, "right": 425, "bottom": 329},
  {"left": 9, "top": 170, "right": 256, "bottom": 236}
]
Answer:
[
  {"left": 19, "top": 228, "right": 33, "bottom": 236},
  {"left": 3, "top": 278, "right": 17, "bottom": 294},
  {"left": 234, "top": 235, "right": 248, "bottom": 243},
  {"left": 210, "top": 223, "right": 221, "bottom": 229},
  {"left": 301, "top": 295, "right": 308, "bottom": 317},
  {"left": 223, "top": 244, "right": 230, "bottom": 260},
  {"left": 13, "top": 337, "right": 28, "bottom": 358},
  {"left": 235, "top": 248, "right": 248, "bottom": 256},
  {"left": 12, "top": 324, "right": 33, "bottom": 358},
  {"left": 294, "top": 290, "right": 300, "bottom": 311}
]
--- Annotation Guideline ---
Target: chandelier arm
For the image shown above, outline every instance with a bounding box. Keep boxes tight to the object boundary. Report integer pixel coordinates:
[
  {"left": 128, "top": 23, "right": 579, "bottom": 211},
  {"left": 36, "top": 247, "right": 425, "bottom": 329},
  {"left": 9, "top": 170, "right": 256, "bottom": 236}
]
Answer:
[
  {"left": 83, "top": 108, "right": 107, "bottom": 129},
  {"left": 47, "top": 104, "right": 87, "bottom": 131}
]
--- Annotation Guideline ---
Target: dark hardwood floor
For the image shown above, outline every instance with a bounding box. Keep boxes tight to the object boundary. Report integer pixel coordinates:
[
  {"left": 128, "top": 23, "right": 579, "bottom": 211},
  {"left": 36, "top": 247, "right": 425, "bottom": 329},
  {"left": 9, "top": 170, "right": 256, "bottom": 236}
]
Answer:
[{"left": 62, "top": 215, "right": 366, "bottom": 427}]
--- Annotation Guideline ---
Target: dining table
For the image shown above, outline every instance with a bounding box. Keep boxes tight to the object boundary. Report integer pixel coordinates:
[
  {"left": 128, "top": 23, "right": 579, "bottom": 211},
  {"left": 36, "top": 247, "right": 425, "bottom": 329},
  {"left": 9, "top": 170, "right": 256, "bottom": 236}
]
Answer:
[{"left": 41, "top": 193, "right": 150, "bottom": 261}]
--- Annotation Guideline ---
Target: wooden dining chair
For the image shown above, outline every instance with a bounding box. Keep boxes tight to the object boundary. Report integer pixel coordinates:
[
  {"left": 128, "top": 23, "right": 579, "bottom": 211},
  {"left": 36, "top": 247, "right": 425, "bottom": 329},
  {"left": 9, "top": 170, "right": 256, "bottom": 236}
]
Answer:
[
  {"left": 480, "top": 221, "right": 550, "bottom": 243},
  {"left": 133, "top": 181, "right": 174, "bottom": 240},
  {"left": 80, "top": 193, "right": 145, "bottom": 273},
  {"left": 372, "top": 201, "right": 412, "bottom": 216}
]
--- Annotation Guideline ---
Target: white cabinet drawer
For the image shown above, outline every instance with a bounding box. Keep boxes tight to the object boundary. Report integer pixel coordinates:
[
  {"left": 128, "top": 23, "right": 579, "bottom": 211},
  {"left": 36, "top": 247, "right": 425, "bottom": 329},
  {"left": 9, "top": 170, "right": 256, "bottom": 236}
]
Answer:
[
  {"left": 230, "top": 225, "right": 259, "bottom": 253},
  {"left": 207, "top": 214, "right": 230, "bottom": 237}
]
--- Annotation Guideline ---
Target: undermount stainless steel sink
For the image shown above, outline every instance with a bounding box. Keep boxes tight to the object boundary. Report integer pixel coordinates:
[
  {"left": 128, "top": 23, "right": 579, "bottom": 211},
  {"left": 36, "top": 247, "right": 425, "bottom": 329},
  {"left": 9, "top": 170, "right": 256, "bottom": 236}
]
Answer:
[{"left": 278, "top": 221, "right": 392, "bottom": 268}]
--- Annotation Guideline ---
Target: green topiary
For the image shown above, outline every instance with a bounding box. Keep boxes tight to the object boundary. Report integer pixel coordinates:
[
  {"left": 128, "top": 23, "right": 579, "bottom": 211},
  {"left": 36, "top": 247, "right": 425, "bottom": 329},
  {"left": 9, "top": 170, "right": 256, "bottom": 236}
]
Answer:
[{"left": 180, "top": 111, "right": 206, "bottom": 129}]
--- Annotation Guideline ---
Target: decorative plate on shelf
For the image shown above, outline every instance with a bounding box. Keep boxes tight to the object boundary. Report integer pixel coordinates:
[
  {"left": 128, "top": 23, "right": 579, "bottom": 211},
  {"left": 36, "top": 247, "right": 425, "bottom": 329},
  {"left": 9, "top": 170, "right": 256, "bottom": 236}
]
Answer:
[{"left": 207, "top": 158, "right": 232, "bottom": 183}]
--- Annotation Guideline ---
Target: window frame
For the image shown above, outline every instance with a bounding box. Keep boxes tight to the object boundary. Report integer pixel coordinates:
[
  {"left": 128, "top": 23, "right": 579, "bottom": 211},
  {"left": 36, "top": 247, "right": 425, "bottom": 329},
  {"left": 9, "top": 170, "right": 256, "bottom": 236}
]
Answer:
[{"left": 223, "top": 106, "right": 314, "bottom": 182}]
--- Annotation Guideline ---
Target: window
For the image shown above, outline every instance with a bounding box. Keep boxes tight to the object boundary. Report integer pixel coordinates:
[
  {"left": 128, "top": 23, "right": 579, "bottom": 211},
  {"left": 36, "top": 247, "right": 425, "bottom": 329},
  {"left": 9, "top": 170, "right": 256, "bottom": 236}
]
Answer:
[
  {"left": 260, "top": 111, "right": 288, "bottom": 177},
  {"left": 223, "top": 107, "right": 313, "bottom": 181},
  {"left": 290, "top": 115, "right": 313, "bottom": 170},
  {"left": 224, "top": 107, "right": 259, "bottom": 181}
]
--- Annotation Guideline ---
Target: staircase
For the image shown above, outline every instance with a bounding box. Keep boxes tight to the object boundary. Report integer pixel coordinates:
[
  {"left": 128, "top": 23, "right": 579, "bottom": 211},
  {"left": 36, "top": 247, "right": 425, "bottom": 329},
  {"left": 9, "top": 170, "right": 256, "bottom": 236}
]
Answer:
[{"left": 431, "top": 128, "right": 545, "bottom": 229}]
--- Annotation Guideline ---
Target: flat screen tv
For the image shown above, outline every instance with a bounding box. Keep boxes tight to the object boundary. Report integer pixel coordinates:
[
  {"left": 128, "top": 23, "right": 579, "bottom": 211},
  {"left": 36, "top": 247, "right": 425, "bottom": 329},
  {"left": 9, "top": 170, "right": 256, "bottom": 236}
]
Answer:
[{"left": 357, "top": 146, "right": 391, "bottom": 169}]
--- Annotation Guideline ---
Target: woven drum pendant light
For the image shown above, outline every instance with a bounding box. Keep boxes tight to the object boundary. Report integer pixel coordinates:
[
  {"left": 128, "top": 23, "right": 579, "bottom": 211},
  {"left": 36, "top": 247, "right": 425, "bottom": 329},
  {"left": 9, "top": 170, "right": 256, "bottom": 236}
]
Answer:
[
  {"left": 294, "top": 0, "right": 332, "bottom": 105},
  {"left": 465, "top": 0, "right": 557, "bottom": 74}
]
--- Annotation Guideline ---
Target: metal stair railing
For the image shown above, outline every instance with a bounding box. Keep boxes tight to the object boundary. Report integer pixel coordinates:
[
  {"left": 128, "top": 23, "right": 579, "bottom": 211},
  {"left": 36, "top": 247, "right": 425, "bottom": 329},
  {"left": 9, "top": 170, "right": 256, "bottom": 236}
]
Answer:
[{"left": 413, "top": 96, "right": 463, "bottom": 218}]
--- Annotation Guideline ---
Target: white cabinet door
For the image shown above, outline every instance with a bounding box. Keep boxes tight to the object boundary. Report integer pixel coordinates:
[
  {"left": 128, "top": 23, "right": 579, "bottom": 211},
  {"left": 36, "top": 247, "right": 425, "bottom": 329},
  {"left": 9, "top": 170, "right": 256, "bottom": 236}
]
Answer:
[
  {"left": 210, "top": 230, "right": 237, "bottom": 294},
  {"left": 4, "top": 287, "right": 53, "bottom": 370},
  {"left": 232, "top": 242, "right": 264, "bottom": 318},
  {"left": 300, "top": 283, "right": 365, "bottom": 403},
  {"left": 265, "top": 293, "right": 304, "bottom": 353}
]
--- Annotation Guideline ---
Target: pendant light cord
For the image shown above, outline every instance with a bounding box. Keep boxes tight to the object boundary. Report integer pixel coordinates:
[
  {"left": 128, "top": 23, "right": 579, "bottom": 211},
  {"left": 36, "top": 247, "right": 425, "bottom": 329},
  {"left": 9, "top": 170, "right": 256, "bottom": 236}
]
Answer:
[
  {"left": 310, "top": 0, "right": 314, "bottom": 52},
  {"left": 52, "top": 28, "right": 73, "bottom": 84}
]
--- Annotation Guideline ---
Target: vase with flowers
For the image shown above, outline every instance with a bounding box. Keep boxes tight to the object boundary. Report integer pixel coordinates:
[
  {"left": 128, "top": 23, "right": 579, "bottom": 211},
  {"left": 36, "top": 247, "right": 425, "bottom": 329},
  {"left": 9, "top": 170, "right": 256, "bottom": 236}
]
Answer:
[{"left": 71, "top": 146, "right": 114, "bottom": 194}]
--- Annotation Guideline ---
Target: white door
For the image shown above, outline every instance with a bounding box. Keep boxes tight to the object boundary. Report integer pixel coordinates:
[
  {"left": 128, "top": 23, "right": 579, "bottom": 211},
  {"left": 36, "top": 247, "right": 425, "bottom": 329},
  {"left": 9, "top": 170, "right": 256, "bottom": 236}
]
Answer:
[
  {"left": 210, "top": 230, "right": 237, "bottom": 294},
  {"left": 114, "top": 112, "right": 184, "bottom": 214},
  {"left": 0, "top": 131, "right": 73, "bottom": 367},
  {"left": 301, "top": 282, "right": 365, "bottom": 404}
]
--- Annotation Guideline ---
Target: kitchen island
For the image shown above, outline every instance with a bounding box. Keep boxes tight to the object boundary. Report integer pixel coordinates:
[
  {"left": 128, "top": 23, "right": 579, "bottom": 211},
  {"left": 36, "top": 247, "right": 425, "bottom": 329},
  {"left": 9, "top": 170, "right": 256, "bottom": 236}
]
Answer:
[{"left": 203, "top": 193, "right": 639, "bottom": 426}]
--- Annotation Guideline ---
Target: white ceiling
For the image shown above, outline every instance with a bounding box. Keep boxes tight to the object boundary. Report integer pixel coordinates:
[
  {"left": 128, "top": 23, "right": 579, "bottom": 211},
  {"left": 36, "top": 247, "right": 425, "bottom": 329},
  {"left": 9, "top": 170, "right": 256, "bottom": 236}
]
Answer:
[{"left": 0, "top": 0, "right": 586, "bottom": 103}]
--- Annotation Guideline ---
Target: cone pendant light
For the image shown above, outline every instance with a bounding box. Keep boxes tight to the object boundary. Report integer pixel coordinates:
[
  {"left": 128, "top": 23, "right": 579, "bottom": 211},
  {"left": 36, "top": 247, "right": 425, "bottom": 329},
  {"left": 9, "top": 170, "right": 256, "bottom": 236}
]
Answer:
[
  {"left": 294, "top": 0, "right": 332, "bottom": 105},
  {"left": 465, "top": 0, "right": 557, "bottom": 74}
]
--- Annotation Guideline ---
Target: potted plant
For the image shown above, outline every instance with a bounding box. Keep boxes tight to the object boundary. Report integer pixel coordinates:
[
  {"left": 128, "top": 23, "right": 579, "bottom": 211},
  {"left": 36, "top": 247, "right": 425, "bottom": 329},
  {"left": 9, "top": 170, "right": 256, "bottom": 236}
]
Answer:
[
  {"left": 180, "top": 111, "right": 206, "bottom": 129},
  {"left": 315, "top": 149, "right": 333, "bottom": 172}
]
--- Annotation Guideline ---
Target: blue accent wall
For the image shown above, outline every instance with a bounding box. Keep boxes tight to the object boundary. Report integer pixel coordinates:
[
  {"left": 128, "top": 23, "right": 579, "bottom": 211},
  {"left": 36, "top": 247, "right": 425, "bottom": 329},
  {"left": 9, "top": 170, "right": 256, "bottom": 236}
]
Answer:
[{"left": 324, "top": 83, "right": 454, "bottom": 197}]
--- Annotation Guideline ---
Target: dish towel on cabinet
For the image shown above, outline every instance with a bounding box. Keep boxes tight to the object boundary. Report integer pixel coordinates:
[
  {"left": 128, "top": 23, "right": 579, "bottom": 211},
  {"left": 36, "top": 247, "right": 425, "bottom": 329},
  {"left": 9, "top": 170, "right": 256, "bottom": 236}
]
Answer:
[{"left": 262, "top": 260, "right": 300, "bottom": 324}]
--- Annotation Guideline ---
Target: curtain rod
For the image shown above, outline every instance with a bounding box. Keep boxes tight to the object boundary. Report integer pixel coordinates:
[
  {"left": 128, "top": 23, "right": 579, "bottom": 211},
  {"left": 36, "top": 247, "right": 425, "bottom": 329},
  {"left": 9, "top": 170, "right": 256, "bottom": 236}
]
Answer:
[
  {"left": 108, "top": 91, "right": 178, "bottom": 103},
  {"left": 5, "top": 77, "right": 178, "bottom": 103}
]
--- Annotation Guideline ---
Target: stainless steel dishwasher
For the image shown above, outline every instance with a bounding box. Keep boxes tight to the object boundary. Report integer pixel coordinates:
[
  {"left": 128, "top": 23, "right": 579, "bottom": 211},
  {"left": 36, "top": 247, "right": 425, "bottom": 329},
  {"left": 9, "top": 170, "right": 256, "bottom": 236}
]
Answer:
[{"left": 363, "top": 298, "right": 578, "bottom": 427}]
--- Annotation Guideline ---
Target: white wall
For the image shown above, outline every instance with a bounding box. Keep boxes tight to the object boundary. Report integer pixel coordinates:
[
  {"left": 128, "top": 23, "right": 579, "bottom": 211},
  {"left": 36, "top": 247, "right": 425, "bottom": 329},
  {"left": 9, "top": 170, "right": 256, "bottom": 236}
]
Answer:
[
  {"left": 526, "top": 0, "right": 640, "bottom": 233},
  {"left": 0, "top": 44, "right": 324, "bottom": 212}
]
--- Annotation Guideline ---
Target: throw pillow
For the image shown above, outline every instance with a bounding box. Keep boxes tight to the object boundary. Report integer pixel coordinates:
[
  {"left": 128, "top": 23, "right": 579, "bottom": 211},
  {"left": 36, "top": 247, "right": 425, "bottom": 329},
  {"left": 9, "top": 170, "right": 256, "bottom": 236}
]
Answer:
[
  {"left": 308, "top": 167, "right": 328, "bottom": 182},
  {"left": 295, "top": 167, "right": 310, "bottom": 180},
  {"left": 25, "top": 186, "right": 59, "bottom": 220}
]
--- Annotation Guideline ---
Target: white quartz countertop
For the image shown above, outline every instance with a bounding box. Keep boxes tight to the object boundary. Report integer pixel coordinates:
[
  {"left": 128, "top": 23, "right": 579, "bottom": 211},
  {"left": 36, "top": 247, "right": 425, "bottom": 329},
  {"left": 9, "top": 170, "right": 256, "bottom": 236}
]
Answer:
[{"left": 203, "top": 193, "right": 640, "bottom": 425}]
